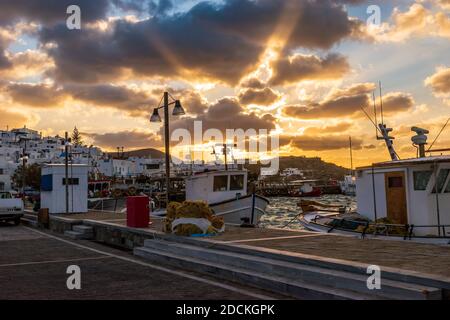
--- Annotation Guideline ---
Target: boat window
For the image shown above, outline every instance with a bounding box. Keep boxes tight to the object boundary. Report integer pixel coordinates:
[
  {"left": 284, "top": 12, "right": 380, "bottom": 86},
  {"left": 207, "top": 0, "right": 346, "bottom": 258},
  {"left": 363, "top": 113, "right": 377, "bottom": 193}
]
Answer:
[
  {"left": 388, "top": 176, "right": 403, "bottom": 188},
  {"left": 432, "top": 169, "right": 450, "bottom": 193},
  {"left": 213, "top": 175, "right": 228, "bottom": 192},
  {"left": 445, "top": 178, "right": 450, "bottom": 193},
  {"left": 230, "top": 175, "right": 244, "bottom": 191},
  {"left": 413, "top": 171, "right": 432, "bottom": 191}
]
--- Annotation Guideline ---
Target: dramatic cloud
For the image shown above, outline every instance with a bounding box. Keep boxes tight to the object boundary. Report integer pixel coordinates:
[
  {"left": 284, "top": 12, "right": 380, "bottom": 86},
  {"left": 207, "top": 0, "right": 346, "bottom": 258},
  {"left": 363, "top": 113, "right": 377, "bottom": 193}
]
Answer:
[
  {"left": 3, "top": 83, "right": 67, "bottom": 107},
  {"left": 169, "top": 97, "right": 276, "bottom": 138},
  {"left": 283, "top": 83, "right": 414, "bottom": 119},
  {"left": 38, "top": 0, "right": 366, "bottom": 84},
  {"left": 65, "top": 84, "right": 157, "bottom": 117},
  {"left": 240, "top": 77, "right": 266, "bottom": 89},
  {"left": 375, "top": 3, "right": 450, "bottom": 42},
  {"left": 88, "top": 130, "right": 162, "bottom": 150},
  {"left": 280, "top": 134, "right": 363, "bottom": 151},
  {"left": 303, "top": 122, "right": 353, "bottom": 135},
  {"left": 283, "top": 83, "right": 375, "bottom": 119},
  {"left": 269, "top": 53, "right": 350, "bottom": 85},
  {"left": 0, "top": 50, "right": 54, "bottom": 80},
  {"left": 425, "top": 67, "right": 450, "bottom": 96},
  {"left": 238, "top": 87, "right": 280, "bottom": 106}
]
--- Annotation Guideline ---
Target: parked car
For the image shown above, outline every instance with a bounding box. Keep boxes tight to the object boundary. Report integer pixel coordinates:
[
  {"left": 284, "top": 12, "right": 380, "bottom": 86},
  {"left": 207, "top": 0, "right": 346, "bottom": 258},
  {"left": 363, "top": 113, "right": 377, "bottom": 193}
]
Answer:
[{"left": 0, "top": 191, "right": 24, "bottom": 225}]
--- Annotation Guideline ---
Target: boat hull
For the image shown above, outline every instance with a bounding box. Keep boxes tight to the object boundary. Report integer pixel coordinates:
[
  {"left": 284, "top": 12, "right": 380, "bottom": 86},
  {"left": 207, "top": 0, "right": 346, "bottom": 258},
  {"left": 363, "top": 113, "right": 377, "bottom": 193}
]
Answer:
[{"left": 210, "top": 194, "right": 269, "bottom": 226}]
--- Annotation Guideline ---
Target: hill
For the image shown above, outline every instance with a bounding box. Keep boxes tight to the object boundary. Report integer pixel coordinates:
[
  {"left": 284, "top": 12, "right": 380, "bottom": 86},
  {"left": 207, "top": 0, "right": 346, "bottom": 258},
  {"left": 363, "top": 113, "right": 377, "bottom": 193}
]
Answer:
[
  {"left": 110, "top": 148, "right": 165, "bottom": 159},
  {"left": 246, "top": 156, "right": 350, "bottom": 180}
]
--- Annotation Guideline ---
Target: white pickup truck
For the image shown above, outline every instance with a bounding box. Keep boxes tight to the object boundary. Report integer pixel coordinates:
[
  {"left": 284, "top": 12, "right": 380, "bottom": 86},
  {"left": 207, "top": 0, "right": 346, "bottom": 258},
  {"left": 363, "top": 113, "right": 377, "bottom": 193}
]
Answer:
[{"left": 0, "top": 191, "right": 24, "bottom": 225}]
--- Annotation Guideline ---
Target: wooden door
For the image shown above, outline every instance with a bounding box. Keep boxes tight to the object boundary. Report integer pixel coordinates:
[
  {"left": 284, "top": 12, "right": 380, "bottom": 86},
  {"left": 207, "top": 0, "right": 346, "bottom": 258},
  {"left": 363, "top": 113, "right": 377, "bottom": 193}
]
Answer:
[{"left": 384, "top": 171, "right": 408, "bottom": 224}]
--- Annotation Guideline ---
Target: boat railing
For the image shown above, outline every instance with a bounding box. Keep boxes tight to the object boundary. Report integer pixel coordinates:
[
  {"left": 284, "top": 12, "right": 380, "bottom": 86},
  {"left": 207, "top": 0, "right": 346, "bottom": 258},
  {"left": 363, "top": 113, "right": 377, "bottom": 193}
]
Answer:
[{"left": 320, "top": 215, "right": 450, "bottom": 239}]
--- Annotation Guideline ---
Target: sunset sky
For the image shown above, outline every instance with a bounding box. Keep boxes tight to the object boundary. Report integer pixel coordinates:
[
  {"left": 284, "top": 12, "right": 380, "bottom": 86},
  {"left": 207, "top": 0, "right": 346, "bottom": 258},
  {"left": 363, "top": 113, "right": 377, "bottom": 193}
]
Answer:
[{"left": 1, "top": 0, "right": 450, "bottom": 167}]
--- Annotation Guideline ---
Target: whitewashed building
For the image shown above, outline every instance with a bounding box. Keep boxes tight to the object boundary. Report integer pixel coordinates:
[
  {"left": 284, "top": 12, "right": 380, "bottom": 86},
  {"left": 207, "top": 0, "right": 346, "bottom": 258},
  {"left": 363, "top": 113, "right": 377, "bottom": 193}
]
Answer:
[{"left": 40, "top": 164, "right": 89, "bottom": 214}]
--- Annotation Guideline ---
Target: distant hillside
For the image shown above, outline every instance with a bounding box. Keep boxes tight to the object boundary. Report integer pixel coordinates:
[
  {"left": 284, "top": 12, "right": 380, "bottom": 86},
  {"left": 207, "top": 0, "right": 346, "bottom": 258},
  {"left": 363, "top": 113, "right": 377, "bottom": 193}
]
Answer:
[
  {"left": 110, "top": 148, "right": 165, "bottom": 159},
  {"left": 246, "top": 156, "right": 350, "bottom": 180}
]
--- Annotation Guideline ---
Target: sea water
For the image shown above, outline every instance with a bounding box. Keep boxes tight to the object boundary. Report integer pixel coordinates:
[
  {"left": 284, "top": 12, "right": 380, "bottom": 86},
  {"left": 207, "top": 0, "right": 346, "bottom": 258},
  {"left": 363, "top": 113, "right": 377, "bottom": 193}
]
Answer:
[{"left": 260, "top": 195, "right": 357, "bottom": 230}]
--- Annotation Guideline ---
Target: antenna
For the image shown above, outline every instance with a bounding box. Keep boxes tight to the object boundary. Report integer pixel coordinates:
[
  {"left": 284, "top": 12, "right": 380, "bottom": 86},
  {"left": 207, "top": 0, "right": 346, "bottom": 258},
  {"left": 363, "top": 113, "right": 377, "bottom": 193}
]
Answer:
[
  {"left": 379, "top": 81, "right": 384, "bottom": 125},
  {"left": 372, "top": 91, "right": 379, "bottom": 139},
  {"left": 427, "top": 117, "right": 450, "bottom": 152},
  {"left": 349, "top": 136, "right": 354, "bottom": 175}
]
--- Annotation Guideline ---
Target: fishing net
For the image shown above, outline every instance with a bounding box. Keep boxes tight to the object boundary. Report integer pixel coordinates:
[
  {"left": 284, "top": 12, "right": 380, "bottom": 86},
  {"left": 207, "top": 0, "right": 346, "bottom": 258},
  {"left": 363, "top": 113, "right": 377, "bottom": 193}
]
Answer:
[{"left": 163, "top": 200, "right": 225, "bottom": 236}]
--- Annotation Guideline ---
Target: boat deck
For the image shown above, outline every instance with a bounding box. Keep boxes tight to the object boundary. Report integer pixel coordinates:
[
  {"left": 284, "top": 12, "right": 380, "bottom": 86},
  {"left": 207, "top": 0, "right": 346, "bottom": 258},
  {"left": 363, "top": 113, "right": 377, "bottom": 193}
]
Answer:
[{"left": 52, "top": 210, "right": 450, "bottom": 279}]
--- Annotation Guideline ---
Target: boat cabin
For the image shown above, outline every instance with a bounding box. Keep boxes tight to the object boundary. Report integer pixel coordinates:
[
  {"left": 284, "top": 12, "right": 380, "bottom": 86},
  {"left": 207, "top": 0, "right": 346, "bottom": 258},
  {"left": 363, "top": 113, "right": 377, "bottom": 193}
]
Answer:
[
  {"left": 356, "top": 156, "right": 450, "bottom": 236},
  {"left": 185, "top": 170, "right": 248, "bottom": 204}
]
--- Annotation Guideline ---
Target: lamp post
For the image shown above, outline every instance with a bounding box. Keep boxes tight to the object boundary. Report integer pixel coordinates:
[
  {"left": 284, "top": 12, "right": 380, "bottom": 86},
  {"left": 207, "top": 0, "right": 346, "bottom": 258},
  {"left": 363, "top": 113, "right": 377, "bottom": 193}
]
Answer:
[{"left": 150, "top": 92, "right": 185, "bottom": 207}]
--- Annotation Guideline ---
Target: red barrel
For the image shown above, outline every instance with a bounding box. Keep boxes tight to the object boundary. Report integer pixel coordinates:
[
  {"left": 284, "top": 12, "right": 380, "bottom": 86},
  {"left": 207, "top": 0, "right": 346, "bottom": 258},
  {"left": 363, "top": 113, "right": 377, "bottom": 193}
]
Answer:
[{"left": 127, "top": 196, "right": 150, "bottom": 228}]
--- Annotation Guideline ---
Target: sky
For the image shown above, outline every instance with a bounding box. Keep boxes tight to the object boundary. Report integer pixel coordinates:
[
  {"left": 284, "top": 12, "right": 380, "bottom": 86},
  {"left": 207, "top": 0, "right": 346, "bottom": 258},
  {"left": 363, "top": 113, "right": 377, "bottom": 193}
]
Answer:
[{"left": 0, "top": 0, "right": 450, "bottom": 167}]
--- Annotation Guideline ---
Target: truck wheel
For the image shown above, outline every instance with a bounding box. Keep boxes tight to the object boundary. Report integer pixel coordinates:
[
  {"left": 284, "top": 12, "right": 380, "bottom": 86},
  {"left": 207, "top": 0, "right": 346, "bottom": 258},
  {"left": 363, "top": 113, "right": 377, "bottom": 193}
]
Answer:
[{"left": 14, "top": 218, "right": 21, "bottom": 226}]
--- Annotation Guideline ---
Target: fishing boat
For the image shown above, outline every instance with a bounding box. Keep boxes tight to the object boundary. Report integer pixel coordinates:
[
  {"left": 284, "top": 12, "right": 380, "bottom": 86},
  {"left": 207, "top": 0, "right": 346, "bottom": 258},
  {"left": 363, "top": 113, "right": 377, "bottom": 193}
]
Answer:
[
  {"left": 185, "top": 169, "right": 269, "bottom": 226},
  {"left": 340, "top": 175, "right": 356, "bottom": 196},
  {"left": 300, "top": 120, "right": 450, "bottom": 244}
]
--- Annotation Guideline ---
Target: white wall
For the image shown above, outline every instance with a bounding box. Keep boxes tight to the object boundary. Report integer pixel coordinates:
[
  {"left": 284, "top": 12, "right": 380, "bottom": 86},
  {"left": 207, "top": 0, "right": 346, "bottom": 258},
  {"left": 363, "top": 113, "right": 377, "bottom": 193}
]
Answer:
[
  {"left": 41, "top": 165, "right": 88, "bottom": 214},
  {"left": 356, "top": 169, "right": 388, "bottom": 221}
]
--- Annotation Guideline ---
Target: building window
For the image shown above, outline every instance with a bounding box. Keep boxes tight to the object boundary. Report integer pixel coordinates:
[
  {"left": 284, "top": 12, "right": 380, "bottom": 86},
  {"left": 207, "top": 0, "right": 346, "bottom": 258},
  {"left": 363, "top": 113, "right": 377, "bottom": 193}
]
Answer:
[
  {"left": 230, "top": 175, "right": 244, "bottom": 191},
  {"left": 213, "top": 175, "right": 228, "bottom": 192},
  {"left": 433, "top": 169, "right": 450, "bottom": 193},
  {"left": 0, "top": 182, "right": 5, "bottom": 191},
  {"left": 62, "top": 178, "right": 79, "bottom": 185},
  {"left": 0, "top": 168, "right": 4, "bottom": 175},
  {"left": 413, "top": 171, "right": 432, "bottom": 191}
]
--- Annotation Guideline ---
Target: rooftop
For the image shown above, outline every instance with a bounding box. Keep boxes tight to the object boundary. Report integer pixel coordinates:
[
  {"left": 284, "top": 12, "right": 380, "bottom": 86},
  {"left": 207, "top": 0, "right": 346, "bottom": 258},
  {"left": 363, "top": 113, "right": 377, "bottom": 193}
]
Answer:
[{"left": 357, "top": 155, "right": 450, "bottom": 170}]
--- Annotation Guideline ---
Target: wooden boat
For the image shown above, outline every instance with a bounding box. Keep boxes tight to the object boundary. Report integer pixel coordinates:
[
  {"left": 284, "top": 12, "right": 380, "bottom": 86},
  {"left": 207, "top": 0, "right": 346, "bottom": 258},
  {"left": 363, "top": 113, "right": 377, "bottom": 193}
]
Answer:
[
  {"left": 299, "top": 125, "right": 450, "bottom": 245},
  {"left": 185, "top": 169, "right": 269, "bottom": 226}
]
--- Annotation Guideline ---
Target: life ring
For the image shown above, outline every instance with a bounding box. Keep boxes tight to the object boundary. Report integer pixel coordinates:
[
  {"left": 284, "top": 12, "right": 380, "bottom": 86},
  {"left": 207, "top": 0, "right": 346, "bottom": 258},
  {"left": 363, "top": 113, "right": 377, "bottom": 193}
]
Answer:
[
  {"left": 128, "top": 187, "right": 137, "bottom": 196},
  {"left": 113, "top": 189, "right": 123, "bottom": 198}
]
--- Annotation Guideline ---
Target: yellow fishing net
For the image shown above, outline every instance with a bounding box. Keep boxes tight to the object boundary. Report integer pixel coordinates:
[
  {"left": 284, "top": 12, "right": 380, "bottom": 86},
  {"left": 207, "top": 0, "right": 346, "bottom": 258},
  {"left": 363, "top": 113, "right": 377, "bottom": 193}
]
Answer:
[{"left": 163, "top": 200, "right": 225, "bottom": 236}]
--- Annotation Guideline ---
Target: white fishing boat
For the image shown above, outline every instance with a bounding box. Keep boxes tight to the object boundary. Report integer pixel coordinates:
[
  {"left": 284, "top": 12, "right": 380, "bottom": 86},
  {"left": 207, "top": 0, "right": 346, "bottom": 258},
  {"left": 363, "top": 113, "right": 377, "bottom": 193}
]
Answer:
[
  {"left": 300, "top": 122, "right": 450, "bottom": 244},
  {"left": 340, "top": 175, "right": 356, "bottom": 196},
  {"left": 185, "top": 169, "right": 269, "bottom": 226}
]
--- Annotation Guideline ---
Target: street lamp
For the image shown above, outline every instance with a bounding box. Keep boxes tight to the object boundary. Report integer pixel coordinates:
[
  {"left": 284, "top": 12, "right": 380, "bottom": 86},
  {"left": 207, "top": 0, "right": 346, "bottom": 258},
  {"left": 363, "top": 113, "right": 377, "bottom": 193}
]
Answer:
[{"left": 150, "top": 92, "right": 185, "bottom": 207}]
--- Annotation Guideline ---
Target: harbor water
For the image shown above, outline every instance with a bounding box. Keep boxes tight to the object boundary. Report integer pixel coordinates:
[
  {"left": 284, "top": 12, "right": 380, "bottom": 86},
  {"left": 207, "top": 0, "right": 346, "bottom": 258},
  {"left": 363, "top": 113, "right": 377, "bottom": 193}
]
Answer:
[{"left": 260, "top": 195, "right": 357, "bottom": 230}]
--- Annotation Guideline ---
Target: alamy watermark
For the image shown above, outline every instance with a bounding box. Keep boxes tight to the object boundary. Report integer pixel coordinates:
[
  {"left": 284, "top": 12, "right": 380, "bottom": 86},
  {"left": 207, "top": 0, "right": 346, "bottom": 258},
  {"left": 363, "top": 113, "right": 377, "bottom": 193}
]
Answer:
[
  {"left": 367, "top": 5, "right": 381, "bottom": 28},
  {"left": 366, "top": 265, "right": 382, "bottom": 290},
  {"left": 66, "top": 5, "right": 81, "bottom": 30},
  {"left": 66, "top": 265, "right": 81, "bottom": 290},
  {"left": 170, "top": 121, "right": 280, "bottom": 174}
]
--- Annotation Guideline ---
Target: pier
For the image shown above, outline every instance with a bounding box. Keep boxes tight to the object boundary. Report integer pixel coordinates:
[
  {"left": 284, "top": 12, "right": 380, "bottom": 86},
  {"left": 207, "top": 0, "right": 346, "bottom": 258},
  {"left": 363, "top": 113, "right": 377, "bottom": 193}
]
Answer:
[{"left": 20, "top": 211, "right": 450, "bottom": 300}]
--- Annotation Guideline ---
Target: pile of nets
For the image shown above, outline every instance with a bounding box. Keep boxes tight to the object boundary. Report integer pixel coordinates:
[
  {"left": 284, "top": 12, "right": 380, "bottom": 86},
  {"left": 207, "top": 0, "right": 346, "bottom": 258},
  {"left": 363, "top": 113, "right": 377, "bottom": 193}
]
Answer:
[{"left": 163, "top": 201, "right": 225, "bottom": 236}]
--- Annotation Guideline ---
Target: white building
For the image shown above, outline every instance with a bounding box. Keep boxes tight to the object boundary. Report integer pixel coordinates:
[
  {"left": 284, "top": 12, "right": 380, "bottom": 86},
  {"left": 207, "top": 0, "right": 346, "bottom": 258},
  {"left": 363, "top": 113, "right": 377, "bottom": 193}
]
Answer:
[
  {"left": 40, "top": 164, "right": 88, "bottom": 214},
  {"left": 0, "top": 160, "right": 18, "bottom": 191},
  {"left": 280, "top": 168, "right": 305, "bottom": 177}
]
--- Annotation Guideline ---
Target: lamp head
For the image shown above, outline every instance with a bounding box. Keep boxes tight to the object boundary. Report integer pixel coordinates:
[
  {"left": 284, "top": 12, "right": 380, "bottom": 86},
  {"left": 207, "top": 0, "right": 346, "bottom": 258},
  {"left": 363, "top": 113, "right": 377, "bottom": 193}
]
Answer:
[
  {"left": 172, "top": 100, "right": 185, "bottom": 116},
  {"left": 150, "top": 108, "right": 162, "bottom": 123}
]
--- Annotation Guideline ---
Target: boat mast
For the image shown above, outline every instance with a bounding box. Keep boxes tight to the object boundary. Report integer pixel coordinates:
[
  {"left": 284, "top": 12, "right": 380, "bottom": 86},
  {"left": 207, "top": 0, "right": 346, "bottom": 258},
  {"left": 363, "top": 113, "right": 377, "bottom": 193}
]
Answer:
[
  {"left": 349, "top": 136, "right": 353, "bottom": 176},
  {"left": 377, "top": 82, "right": 399, "bottom": 161}
]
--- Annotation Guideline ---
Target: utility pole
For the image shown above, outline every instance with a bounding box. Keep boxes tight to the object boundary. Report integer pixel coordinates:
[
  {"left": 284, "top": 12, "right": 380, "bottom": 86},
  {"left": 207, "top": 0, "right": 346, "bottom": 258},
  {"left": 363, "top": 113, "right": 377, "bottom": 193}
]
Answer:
[
  {"left": 164, "top": 92, "right": 171, "bottom": 207},
  {"left": 65, "top": 132, "right": 69, "bottom": 214},
  {"left": 21, "top": 139, "right": 27, "bottom": 200}
]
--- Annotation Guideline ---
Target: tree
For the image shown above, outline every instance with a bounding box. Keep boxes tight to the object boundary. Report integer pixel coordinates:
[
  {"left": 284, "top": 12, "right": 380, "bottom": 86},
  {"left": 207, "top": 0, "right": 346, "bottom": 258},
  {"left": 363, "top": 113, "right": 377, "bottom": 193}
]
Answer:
[
  {"left": 11, "top": 164, "right": 42, "bottom": 190},
  {"left": 72, "top": 126, "right": 83, "bottom": 146}
]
